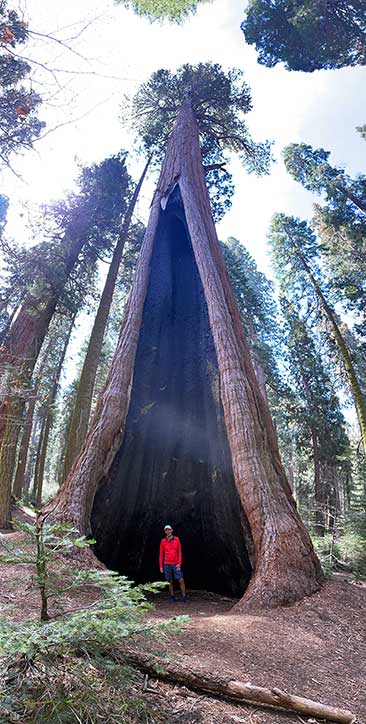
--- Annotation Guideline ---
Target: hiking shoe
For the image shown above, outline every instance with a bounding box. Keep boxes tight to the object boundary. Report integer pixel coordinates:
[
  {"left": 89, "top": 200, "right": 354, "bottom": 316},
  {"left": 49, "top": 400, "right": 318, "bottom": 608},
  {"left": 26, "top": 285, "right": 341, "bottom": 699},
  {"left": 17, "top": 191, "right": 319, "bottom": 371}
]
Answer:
[
  {"left": 169, "top": 596, "right": 176, "bottom": 602},
  {"left": 182, "top": 596, "right": 188, "bottom": 603}
]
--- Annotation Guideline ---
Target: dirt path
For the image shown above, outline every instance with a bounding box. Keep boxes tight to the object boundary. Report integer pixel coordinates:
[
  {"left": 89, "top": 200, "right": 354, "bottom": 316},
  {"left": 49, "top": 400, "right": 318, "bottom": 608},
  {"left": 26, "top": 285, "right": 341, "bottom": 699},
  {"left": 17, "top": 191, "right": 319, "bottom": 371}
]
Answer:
[
  {"left": 1, "top": 512, "right": 365, "bottom": 723},
  {"left": 141, "top": 583, "right": 366, "bottom": 723}
]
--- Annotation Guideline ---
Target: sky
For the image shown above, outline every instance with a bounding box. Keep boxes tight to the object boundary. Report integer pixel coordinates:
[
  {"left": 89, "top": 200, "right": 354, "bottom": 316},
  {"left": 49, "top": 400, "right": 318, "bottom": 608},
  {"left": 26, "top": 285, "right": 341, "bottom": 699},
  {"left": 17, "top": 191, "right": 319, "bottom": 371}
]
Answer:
[
  {"left": 1, "top": 0, "right": 365, "bottom": 414},
  {"left": 3, "top": 0, "right": 366, "bottom": 275}
]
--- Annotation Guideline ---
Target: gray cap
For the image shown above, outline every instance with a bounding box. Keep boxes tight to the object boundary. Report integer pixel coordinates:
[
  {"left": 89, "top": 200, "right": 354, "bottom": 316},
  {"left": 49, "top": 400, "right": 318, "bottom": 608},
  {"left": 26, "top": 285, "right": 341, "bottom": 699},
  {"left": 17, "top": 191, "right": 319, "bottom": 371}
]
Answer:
[{"left": 164, "top": 524, "right": 173, "bottom": 530}]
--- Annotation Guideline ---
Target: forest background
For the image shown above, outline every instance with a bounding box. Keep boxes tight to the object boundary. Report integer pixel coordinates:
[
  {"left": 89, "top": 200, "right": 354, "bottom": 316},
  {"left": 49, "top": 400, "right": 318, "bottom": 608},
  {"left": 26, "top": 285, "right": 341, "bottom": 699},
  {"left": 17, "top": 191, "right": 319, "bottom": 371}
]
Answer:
[{"left": 1, "top": 0, "right": 366, "bottom": 573}]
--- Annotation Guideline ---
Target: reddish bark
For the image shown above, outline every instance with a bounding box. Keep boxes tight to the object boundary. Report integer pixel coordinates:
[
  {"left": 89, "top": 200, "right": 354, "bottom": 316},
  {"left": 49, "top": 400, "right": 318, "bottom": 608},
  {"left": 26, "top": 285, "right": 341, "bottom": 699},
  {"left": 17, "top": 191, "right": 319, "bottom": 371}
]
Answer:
[
  {"left": 247, "top": 321, "right": 269, "bottom": 404},
  {"left": 12, "top": 338, "right": 54, "bottom": 500},
  {"left": 32, "top": 316, "right": 75, "bottom": 507},
  {"left": 12, "top": 394, "right": 37, "bottom": 500},
  {"left": 0, "top": 236, "right": 83, "bottom": 525},
  {"left": 44, "top": 102, "right": 322, "bottom": 608}
]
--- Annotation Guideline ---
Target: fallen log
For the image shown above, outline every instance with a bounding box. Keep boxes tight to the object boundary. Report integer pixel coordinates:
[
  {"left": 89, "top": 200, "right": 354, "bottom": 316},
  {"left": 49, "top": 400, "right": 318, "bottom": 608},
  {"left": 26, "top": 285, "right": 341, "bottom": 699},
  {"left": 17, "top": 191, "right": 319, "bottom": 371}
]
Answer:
[{"left": 120, "top": 649, "right": 356, "bottom": 724}]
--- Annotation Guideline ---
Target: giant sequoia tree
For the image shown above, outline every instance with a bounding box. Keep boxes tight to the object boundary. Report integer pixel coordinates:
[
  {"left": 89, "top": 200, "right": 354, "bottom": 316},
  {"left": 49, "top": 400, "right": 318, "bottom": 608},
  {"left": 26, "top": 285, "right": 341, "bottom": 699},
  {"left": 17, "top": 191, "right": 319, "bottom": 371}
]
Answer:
[
  {"left": 45, "top": 97, "right": 322, "bottom": 609},
  {"left": 130, "top": 63, "right": 272, "bottom": 221}
]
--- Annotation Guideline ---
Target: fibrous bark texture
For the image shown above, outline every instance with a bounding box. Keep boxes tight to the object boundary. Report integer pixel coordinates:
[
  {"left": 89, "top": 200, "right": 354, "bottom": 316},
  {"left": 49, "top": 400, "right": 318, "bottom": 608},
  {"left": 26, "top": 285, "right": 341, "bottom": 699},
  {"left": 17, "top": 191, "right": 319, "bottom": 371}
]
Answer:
[
  {"left": 45, "top": 101, "right": 322, "bottom": 608},
  {"left": 0, "top": 235, "right": 83, "bottom": 525},
  {"left": 92, "top": 195, "right": 251, "bottom": 595}
]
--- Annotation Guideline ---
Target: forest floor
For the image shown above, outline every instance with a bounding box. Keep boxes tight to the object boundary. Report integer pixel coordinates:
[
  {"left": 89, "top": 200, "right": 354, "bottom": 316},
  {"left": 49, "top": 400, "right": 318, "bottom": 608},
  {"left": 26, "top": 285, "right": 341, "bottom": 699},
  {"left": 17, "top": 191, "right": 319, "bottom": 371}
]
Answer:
[{"left": 0, "top": 509, "right": 365, "bottom": 724}]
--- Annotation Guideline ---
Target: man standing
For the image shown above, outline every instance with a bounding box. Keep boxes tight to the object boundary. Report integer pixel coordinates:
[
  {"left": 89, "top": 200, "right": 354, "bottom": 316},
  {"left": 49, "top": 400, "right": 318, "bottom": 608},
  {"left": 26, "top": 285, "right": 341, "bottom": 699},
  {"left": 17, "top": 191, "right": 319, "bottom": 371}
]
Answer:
[{"left": 159, "top": 524, "right": 187, "bottom": 602}]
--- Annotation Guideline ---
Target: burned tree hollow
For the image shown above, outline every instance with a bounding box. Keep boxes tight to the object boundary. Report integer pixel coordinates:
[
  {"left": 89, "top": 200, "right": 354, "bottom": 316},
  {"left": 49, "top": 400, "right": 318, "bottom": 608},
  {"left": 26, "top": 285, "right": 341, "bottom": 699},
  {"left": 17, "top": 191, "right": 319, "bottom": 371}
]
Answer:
[{"left": 91, "top": 191, "right": 251, "bottom": 596}]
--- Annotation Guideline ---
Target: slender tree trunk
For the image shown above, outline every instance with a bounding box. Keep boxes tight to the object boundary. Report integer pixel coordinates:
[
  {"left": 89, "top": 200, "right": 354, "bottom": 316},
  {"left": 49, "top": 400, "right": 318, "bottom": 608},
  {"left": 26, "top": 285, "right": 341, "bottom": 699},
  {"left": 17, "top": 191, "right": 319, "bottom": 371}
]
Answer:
[
  {"left": 23, "top": 412, "right": 41, "bottom": 498},
  {"left": 322, "top": 463, "right": 335, "bottom": 532},
  {"left": 312, "top": 428, "right": 324, "bottom": 536},
  {"left": 332, "top": 464, "right": 341, "bottom": 515},
  {"left": 289, "top": 237, "right": 366, "bottom": 451},
  {"left": 0, "top": 235, "right": 84, "bottom": 526},
  {"left": 35, "top": 515, "right": 49, "bottom": 621},
  {"left": 44, "top": 102, "right": 322, "bottom": 608},
  {"left": 33, "top": 316, "right": 75, "bottom": 507},
  {"left": 12, "top": 395, "right": 37, "bottom": 499},
  {"left": 12, "top": 339, "right": 53, "bottom": 500},
  {"left": 34, "top": 413, "right": 52, "bottom": 508},
  {"left": 287, "top": 433, "right": 296, "bottom": 497},
  {"left": 0, "top": 303, "right": 20, "bottom": 345},
  {"left": 0, "top": 397, "right": 24, "bottom": 528},
  {"left": 335, "top": 182, "right": 366, "bottom": 215},
  {"left": 62, "top": 160, "right": 150, "bottom": 480},
  {"left": 343, "top": 470, "right": 351, "bottom": 511},
  {"left": 31, "top": 413, "right": 47, "bottom": 504}
]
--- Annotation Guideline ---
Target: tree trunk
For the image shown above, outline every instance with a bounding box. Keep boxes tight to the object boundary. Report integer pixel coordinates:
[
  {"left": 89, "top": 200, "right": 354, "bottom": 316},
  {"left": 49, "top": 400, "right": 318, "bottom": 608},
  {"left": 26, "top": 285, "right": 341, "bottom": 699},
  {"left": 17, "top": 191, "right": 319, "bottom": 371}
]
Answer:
[
  {"left": 62, "top": 159, "right": 150, "bottom": 480},
  {"left": 0, "top": 396, "right": 24, "bottom": 528},
  {"left": 335, "top": 182, "right": 366, "bottom": 215},
  {"left": 12, "top": 338, "right": 53, "bottom": 500},
  {"left": 33, "top": 316, "right": 75, "bottom": 507},
  {"left": 23, "top": 411, "right": 42, "bottom": 499},
  {"left": 287, "top": 433, "right": 295, "bottom": 497},
  {"left": 31, "top": 412, "right": 47, "bottom": 504},
  {"left": 343, "top": 470, "right": 351, "bottom": 511},
  {"left": 12, "top": 394, "right": 37, "bottom": 500},
  {"left": 0, "top": 235, "right": 84, "bottom": 526},
  {"left": 332, "top": 464, "right": 341, "bottom": 516},
  {"left": 312, "top": 428, "right": 324, "bottom": 536},
  {"left": 0, "top": 302, "right": 20, "bottom": 345},
  {"left": 43, "top": 101, "right": 322, "bottom": 609},
  {"left": 289, "top": 236, "right": 366, "bottom": 451}
]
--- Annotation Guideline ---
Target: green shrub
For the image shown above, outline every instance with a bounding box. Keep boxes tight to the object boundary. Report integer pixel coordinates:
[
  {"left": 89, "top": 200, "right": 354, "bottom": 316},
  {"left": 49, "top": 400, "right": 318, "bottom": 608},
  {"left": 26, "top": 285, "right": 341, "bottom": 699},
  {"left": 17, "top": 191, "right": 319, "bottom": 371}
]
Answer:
[{"left": 0, "top": 517, "right": 186, "bottom": 723}]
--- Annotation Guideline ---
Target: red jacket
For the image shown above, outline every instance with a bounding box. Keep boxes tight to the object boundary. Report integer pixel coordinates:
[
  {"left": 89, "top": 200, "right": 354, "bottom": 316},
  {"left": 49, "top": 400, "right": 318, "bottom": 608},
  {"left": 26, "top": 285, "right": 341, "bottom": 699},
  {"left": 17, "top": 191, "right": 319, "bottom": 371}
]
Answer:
[{"left": 159, "top": 536, "right": 182, "bottom": 567}]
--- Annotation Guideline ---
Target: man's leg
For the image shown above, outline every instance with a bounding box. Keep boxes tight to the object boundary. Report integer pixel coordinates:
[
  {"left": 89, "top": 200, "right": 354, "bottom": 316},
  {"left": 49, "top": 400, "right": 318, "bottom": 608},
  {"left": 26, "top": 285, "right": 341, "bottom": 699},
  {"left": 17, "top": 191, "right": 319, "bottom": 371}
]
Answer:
[
  {"left": 178, "top": 577, "right": 186, "bottom": 598},
  {"left": 164, "top": 565, "right": 175, "bottom": 600},
  {"left": 174, "top": 566, "right": 187, "bottom": 600}
]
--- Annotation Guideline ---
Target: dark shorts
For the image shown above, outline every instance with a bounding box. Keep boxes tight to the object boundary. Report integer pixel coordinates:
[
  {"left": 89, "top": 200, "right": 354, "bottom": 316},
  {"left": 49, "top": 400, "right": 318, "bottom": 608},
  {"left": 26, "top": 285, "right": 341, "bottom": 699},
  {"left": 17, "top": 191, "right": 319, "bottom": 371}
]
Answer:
[{"left": 163, "top": 564, "right": 183, "bottom": 581}]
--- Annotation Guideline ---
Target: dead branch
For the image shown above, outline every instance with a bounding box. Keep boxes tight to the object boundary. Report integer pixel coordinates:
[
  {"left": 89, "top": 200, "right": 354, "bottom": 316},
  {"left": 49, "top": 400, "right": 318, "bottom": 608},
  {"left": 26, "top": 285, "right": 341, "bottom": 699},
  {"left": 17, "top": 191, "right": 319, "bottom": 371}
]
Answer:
[
  {"left": 203, "top": 162, "right": 227, "bottom": 173},
  {"left": 119, "top": 649, "right": 356, "bottom": 724}
]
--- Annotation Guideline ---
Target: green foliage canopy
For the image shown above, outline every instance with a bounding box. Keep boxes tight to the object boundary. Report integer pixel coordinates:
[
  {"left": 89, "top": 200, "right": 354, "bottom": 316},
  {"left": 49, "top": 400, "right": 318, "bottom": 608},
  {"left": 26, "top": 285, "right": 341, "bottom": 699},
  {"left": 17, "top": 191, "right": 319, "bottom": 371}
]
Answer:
[
  {"left": 0, "top": 0, "right": 44, "bottom": 166},
  {"left": 241, "top": 0, "right": 366, "bottom": 71},
  {"left": 118, "top": 0, "right": 210, "bottom": 22},
  {"left": 268, "top": 213, "right": 366, "bottom": 408},
  {"left": 269, "top": 213, "right": 321, "bottom": 301},
  {"left": 283, "top": 143, "right": 366, "bottom": 211},
  {"left": 0, "top": 153, "right": 131, "bottom": 341},
  {"left": 282, "top": 301, "right": 349, "bottom": 462},
  {"left": 131, "top": 63, "right": 272, "bottom": 220},
  {"left": 283, "top": 142, "right": 366, "bottom": 337},
  {"left": 313, "top": 205, "right": 366, "bottom": 341},
  {"left": 222, "top": 237, "right": 277, "bottom": 331}
]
